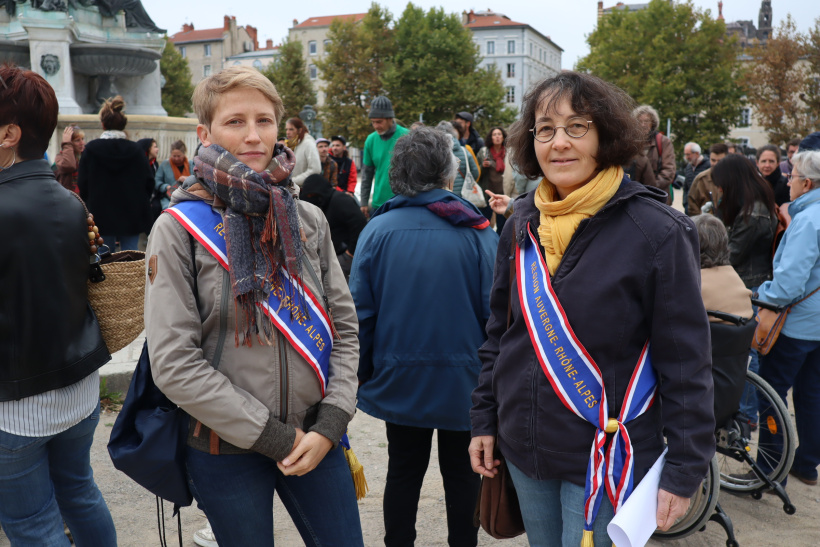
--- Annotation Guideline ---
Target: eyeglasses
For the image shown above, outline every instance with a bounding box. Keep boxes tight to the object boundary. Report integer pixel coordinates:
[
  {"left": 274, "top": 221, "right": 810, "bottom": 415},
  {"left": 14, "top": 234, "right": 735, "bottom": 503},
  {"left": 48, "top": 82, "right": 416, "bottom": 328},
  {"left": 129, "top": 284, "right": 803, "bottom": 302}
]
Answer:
[
  {"left": 788, "top": 173, "right": 805, "bottom": 181},
  {"left": 530, "top": 117, "right": 593, "bottom": 143}
]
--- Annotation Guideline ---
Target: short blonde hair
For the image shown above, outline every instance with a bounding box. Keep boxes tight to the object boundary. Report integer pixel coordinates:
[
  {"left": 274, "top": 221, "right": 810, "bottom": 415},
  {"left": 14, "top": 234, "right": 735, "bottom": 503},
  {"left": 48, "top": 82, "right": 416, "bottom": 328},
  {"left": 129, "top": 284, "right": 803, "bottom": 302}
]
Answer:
[{"left": 192, "top": 66, "right": 284, "bottom": 128}]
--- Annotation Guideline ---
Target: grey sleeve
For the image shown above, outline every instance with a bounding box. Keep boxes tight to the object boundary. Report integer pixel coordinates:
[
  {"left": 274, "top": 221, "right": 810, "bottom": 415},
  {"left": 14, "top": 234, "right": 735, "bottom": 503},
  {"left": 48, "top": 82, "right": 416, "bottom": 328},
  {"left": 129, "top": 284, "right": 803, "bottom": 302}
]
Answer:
[{"left": 359, "top": 165, "right": 375, "bottom": 207}]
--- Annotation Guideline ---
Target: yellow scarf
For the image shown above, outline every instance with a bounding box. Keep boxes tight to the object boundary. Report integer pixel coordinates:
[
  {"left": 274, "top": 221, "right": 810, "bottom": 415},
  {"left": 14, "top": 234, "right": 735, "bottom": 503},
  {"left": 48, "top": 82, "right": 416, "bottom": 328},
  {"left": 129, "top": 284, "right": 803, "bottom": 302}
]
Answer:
[
  {"left": 534, "top": 166, "right": 623, "bottom": 275},
  {"left": 285, "top": 137, "right": 300, "bottom": 149}
]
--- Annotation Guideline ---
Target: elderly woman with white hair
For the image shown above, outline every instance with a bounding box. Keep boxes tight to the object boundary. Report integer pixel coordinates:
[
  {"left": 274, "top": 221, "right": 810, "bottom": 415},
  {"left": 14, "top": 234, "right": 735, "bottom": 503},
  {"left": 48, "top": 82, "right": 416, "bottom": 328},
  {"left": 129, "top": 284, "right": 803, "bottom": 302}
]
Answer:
[
  {"left": 349, "top": 126, "right": 498, "bottom": 546},
  {"left": 755, "top": 150, "right": 820, "bottom": 487},
  {"left": 634, "top": 104, "right": 676, "bottom": 202}
]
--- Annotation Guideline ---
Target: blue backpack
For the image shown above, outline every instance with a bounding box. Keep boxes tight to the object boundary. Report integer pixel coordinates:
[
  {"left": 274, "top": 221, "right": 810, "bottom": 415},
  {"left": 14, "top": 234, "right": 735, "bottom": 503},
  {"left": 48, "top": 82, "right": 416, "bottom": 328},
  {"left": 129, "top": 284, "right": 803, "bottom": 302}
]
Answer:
[{"left": 107, "top": 233, "right": 198, "bottom": 545}]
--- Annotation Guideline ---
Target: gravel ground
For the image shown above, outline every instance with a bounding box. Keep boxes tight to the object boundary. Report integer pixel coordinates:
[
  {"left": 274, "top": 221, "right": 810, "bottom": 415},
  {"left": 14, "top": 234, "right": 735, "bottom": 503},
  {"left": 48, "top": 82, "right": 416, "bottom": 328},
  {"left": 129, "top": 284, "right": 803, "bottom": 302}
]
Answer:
[{"left": 1, "top": 407, "right": 817, "bottom": 547}]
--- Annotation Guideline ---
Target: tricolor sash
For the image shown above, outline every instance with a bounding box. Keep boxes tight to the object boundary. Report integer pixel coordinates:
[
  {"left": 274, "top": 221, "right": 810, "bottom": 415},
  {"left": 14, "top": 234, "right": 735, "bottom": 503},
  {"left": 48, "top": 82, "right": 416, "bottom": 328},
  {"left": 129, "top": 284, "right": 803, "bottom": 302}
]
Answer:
[
  {"left": 166, "top": 200, "right": 334, "bottom": 399},
  {"left": 517, "top": 224, "right": 657, "bottom": 544}
]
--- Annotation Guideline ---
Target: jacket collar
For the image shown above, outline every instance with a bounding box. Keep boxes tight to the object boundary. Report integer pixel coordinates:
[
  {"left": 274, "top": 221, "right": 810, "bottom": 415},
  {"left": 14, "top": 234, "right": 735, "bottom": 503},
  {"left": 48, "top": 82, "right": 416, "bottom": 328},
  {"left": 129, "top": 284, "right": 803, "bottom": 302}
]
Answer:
[
  {"left": 0, "top": 159, "right": 53, "bottom": 185},
  {"left": 789, "top": 187, "right": 820, "bottom": 218},
  {"left": 512, "top": 175, "right": 667, "bottom": 242},
  {"left": 371, "top": 188, "right": 479, "bottom": 218}
]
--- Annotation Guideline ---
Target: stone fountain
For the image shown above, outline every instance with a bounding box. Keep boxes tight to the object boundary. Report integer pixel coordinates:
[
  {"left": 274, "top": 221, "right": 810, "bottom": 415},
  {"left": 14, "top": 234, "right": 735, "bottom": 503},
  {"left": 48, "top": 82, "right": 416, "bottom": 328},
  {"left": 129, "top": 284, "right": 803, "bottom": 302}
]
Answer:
[{"left": 0, "top": 0, "right": 166, "bottom": 115}]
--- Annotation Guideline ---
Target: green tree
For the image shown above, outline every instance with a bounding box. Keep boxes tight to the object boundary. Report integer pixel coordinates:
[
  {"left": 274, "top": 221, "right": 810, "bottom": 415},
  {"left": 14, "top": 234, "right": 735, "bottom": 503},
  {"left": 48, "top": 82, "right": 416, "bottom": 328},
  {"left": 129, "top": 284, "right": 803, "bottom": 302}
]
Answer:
[
  {"left": 317, "top": 3, "right": 395, "bottom": 147},
  {"left": 745, "top": 17, "right": 812, "bottom": 145},
  {"left": 159, "top": 37, "right": 194, "bottom": 117},
  {"left": 801, "top": 17, "right": 820, "bottom": 127},
  {"left": 262, "top": 37, "right": 317, "bottom": 132},
  {"left": 383, "top": 4, "right": 515, "bottom": 133},
  {"left": 577, "top": 0, "right": 744, "bottom": 149}
]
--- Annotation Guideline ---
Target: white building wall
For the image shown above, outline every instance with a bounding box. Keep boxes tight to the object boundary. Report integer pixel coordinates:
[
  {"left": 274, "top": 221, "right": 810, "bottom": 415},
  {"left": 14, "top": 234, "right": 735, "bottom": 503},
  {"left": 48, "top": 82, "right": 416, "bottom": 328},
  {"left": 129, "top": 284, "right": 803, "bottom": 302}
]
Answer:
[{"left": 470, "top": 26, "right": 561, "bottom": 114}]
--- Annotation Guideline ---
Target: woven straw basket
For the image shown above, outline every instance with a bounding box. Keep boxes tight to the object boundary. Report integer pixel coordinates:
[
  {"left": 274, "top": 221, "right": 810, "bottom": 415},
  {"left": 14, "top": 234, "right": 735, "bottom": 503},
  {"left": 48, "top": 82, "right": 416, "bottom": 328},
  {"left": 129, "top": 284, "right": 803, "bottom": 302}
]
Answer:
[{"left": 87, "top": 251, "right": 146, "bottom": 354}]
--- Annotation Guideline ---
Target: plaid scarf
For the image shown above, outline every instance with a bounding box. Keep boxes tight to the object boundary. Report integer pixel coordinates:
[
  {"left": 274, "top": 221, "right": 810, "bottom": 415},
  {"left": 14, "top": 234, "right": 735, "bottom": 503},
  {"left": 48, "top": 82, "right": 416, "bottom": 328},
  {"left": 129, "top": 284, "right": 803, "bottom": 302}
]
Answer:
[{"left": 195, "top": 143, "right": 304, "bottom": 346}]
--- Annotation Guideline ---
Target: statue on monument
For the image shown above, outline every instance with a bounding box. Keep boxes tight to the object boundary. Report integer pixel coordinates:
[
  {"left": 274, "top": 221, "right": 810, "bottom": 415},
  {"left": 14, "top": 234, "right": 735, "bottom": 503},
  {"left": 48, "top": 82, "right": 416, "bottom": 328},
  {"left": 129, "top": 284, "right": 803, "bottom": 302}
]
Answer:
[
  {"left": 5, "top": 0, "right": 165, "bottom": 33},
  {"left": 299, "top": 105, "right": 324, "bottom": 139}
]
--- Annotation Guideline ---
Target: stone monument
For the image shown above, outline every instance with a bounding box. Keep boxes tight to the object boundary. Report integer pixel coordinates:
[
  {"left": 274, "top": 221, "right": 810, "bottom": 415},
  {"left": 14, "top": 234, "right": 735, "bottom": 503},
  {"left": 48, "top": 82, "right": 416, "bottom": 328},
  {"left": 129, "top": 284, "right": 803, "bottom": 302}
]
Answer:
[
  {"left": 0, "top": 0, "right": 166, "bottom": 115},
  {"left": 299, "top": 104, "right": 323, "bottom": 139}
]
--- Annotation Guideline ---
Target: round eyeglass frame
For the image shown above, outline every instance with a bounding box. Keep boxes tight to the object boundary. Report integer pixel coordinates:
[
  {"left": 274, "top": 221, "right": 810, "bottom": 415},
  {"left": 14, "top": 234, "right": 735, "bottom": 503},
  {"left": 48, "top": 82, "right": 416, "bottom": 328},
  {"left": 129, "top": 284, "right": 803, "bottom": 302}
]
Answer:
[{"left": 530, "top": 118, "right": 593, "bottom": 143}]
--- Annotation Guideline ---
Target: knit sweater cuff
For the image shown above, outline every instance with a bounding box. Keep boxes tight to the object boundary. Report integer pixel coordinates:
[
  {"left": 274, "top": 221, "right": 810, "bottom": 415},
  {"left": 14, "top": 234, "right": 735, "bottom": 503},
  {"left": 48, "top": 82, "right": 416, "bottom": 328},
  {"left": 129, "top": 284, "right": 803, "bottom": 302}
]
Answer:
[
  {"left": 307, "top": 403, "right": 352, "bottom": 448},
  {"left": 250, "top": 411, "right": 296, "bottom": 462}
]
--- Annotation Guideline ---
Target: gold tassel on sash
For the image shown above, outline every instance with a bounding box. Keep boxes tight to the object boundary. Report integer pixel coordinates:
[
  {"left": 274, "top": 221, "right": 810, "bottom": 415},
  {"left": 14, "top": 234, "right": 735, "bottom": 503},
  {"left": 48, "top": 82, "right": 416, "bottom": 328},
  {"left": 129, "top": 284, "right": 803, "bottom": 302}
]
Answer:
[
  {"left": 581, "top": 529, "right": 594, "bottom": 547},
  {"left": 344, "top": 445, "right": 368, "bottom": 500}
]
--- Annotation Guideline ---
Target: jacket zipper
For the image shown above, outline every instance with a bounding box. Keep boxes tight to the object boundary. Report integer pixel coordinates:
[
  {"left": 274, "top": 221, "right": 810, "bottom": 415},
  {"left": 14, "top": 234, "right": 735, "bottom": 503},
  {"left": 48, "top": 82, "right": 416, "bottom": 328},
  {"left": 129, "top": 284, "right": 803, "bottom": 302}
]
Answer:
[
  {"left": 277, "top": 330, "right": 288, "bottom": 424},
  {"left": 211, "top": 269, "right": 230, "bottom": 371}
]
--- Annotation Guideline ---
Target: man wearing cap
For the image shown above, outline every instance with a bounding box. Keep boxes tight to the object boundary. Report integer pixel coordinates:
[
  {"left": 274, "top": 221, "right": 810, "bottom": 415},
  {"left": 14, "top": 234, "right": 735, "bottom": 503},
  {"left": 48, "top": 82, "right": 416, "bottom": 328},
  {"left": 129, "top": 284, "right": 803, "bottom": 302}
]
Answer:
[
  {"left": 800, "top": 132, "right": 820, "bottom": 153},
  {"left": 360, "top": 96, "right": 409, "bottom": 216},
  {"left": 330, "top": 136, "right": 357, "bottom": 195},
  {"left": 454, "top": 111, "right": 484, "bottom": 153},
  {"left": 316, "top": 137, "right": 339, "bottom": 190}
]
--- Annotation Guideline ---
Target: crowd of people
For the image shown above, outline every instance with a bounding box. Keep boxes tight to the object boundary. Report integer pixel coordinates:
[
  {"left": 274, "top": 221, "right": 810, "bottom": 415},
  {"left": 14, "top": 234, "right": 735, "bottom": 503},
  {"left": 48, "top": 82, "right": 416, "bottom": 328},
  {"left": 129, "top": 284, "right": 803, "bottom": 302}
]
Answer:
[{"left": 1, "top": 59, "right": 820, "bottom": 547}]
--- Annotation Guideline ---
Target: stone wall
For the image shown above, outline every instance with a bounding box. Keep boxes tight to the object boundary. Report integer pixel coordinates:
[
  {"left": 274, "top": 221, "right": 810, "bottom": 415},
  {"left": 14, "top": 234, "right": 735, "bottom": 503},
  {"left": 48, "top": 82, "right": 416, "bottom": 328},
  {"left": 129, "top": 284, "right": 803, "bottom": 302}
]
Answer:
[{"left": 49, "top": 114, "right": 199, "bottom": 164}]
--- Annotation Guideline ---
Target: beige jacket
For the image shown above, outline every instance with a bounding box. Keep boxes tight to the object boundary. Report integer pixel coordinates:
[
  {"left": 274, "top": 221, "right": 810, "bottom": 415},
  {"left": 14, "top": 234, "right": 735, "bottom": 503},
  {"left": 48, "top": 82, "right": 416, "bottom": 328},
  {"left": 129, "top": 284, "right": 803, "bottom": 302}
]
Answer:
[
  {"left": 701, "top": 265, "right": 753, "bottom": 323},
  {"left": 144, "top": 185, "right": 359, "bottom": 461},
  {"left": 292, "top": 133, "right": 322, "bottom": 187}
]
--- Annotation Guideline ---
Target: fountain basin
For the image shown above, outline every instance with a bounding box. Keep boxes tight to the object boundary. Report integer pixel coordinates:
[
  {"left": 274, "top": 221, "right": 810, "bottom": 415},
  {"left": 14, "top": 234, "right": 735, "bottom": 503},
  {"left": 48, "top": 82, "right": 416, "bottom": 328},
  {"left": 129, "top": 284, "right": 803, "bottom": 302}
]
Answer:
[
  {"left": 0, "top": 40, "right": 31, "bottom": 69},
  {"left": 70, "top": 43, "right": 160, "bottom": 77}
]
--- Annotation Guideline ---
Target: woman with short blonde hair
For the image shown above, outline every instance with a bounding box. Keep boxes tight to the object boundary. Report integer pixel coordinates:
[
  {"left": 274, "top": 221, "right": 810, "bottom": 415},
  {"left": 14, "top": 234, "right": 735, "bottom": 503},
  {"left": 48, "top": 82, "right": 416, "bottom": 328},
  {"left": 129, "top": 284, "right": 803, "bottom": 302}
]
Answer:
[{"left": 145, "top": 66, "right": 363, "bottom": 546}]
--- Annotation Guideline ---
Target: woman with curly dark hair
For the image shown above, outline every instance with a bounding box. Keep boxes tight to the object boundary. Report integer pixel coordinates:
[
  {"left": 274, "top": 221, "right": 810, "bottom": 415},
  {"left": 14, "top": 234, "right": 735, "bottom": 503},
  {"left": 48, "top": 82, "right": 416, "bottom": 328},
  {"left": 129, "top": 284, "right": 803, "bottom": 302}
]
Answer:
[{"left": 472, "top": 71, "right": 714, "bottom": 546}]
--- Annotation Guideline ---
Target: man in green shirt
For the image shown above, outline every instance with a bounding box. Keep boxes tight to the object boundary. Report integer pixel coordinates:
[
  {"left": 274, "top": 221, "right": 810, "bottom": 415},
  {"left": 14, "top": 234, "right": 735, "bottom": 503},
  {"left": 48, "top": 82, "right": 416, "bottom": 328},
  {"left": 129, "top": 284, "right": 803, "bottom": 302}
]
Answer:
[{"left": 360, "top": 96, "right": 410, "bottom": 216}]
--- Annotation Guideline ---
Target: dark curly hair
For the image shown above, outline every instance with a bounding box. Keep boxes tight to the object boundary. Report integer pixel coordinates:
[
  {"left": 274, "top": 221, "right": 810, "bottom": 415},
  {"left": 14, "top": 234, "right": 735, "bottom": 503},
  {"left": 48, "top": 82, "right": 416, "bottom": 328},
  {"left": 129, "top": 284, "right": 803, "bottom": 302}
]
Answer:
[{"left": 507, "top": 72, "right": 644, "bottom": 179}]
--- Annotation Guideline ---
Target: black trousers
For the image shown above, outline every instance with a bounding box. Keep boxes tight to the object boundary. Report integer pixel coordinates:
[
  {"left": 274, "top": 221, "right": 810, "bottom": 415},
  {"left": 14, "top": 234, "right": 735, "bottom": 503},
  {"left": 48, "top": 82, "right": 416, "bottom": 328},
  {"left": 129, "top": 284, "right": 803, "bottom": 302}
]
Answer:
[{"left": 383, "top": 423, "right": 480, "bottom": 547}]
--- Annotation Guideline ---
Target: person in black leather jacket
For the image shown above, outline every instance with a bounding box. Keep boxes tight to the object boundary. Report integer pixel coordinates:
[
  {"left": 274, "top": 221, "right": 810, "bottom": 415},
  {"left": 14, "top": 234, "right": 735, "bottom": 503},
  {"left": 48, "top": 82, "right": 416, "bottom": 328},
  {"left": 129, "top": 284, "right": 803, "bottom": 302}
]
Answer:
[
  {"left": 0, "top": 66, "right": 115, "bottom": 545},
  {"left": 712, "top": 154, "right": 779, "bottom": 290}
]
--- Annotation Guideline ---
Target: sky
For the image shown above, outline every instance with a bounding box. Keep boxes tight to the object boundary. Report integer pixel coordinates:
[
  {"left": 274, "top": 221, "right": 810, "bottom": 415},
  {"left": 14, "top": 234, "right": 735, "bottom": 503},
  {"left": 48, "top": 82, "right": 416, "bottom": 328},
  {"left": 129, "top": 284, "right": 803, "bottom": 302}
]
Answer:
[{"left": 139, "top": 0, "right": 820, "bottom": 69}]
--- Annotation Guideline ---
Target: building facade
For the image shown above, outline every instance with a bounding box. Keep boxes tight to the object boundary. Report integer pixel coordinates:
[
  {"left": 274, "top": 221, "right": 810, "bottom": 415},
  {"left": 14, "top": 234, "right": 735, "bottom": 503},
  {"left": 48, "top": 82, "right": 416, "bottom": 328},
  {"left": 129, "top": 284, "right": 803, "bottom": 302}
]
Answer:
[
  {"left": 169, "top": 16, "right": 258, "bottom": 85},
  {"left": 463, "top": 10, "right": 562, "bottom": 113},
  {"left": 288, "top": 13, "right": 367, "bottom": 107},
  {"left": 226, "top": 39, "right": 280, "bottom": 72}
]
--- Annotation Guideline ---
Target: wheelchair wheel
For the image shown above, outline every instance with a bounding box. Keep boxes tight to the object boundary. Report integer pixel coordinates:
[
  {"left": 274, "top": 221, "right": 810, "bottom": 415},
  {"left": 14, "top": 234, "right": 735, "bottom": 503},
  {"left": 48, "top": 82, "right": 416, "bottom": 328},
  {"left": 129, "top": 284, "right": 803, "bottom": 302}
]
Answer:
[
  {"left": 717, "top": 370, "right": 796, "bottom": 492},
  {"left": 653, "top": 455, "right": 719, "bottom": 540}
]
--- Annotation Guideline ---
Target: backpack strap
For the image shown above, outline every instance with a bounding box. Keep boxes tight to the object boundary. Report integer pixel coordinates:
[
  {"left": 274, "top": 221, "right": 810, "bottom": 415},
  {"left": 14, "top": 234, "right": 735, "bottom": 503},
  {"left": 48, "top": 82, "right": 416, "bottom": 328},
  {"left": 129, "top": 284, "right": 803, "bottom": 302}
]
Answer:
[
  {"left": 507, "top": 220, "right": 516, "bottom": 329},
  {"left": 654, "top": 132, "right": 664, "bottom": 174}
]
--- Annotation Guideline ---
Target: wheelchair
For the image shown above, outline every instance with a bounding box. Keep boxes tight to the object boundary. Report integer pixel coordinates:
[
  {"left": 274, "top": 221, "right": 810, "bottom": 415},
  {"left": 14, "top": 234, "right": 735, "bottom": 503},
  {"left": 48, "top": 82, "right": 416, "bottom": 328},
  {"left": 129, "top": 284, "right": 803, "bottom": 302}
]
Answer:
[{"left": 654, "top": 309, "right": 796, "bottom": 547}]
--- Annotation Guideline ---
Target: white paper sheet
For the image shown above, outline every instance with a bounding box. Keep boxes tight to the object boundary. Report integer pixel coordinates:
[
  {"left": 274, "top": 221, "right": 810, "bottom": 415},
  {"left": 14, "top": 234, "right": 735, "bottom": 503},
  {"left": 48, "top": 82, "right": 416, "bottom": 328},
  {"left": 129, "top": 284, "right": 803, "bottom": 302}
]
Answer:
[{"left": 606, "top": 448, "right": 668, "bottom": 547}]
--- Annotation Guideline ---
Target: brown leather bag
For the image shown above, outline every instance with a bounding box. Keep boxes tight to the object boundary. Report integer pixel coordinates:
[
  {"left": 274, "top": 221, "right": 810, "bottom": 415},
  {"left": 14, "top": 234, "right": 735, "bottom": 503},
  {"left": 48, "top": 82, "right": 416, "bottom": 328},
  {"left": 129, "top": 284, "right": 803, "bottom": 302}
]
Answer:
[
  {"left": 473, "top": 220, "right": 525, "bottom": 539},
  {"left": 474, "top": 453, "right": 525, "bottom": 539},
  {"left": 753, "top": 287, "right": 820, "bottom": 355}
]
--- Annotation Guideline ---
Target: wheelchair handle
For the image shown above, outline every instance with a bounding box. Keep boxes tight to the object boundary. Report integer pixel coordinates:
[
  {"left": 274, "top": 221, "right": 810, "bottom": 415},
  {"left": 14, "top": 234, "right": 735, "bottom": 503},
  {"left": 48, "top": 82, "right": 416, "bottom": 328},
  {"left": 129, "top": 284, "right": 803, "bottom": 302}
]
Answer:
[{"left": 751, "top": 298, "right": 787, "bottom": 313}]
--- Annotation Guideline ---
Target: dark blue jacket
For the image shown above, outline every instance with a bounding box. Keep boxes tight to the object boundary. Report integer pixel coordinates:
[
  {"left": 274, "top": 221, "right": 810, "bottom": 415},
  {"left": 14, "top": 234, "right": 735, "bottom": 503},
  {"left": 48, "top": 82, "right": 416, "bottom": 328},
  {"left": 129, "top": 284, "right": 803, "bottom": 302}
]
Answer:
[
  {"left": 471, "top": 178, "right": 714, "bottom": 498},
  {"left": 350, "top": 190, "right": 499, "bottom": 430}
]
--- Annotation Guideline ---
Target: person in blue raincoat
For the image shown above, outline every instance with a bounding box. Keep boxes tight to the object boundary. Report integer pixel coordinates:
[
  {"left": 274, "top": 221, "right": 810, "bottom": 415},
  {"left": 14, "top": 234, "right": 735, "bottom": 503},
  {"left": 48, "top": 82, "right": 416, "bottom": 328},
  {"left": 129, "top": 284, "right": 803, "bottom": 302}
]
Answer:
[{"left": 349, "top": 126, "right": 498, "bottom": 547}]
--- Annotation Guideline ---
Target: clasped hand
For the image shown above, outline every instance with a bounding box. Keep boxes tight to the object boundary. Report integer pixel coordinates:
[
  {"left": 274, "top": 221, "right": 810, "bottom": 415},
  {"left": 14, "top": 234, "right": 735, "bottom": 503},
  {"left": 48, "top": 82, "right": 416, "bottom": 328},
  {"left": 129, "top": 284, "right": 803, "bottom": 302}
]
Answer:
[{"left": 277, "top": 428, "right": 333, "bottom": 477}]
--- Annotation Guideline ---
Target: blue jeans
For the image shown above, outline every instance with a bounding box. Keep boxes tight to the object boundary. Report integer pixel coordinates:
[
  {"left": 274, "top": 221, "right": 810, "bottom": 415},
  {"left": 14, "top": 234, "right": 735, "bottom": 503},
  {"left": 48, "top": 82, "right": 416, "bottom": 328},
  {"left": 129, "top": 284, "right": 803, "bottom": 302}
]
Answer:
[
  {"left": 186, "top": 445, "right": 364, "bottom": 546},
  {"left": 757, "top": 333, "right": 820, "bottom": 480},
  {"left": 507, "top": 460, "right": 614, "bottom": 547},
  {"left": 0, "top": 403, "right": 116, "bottom": 546},
  {"left": 98, "top": 233, "right": 140, "bottom": 252},
  {"left": 738, "top": 285, "right": 760, "bottom": 421}
]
